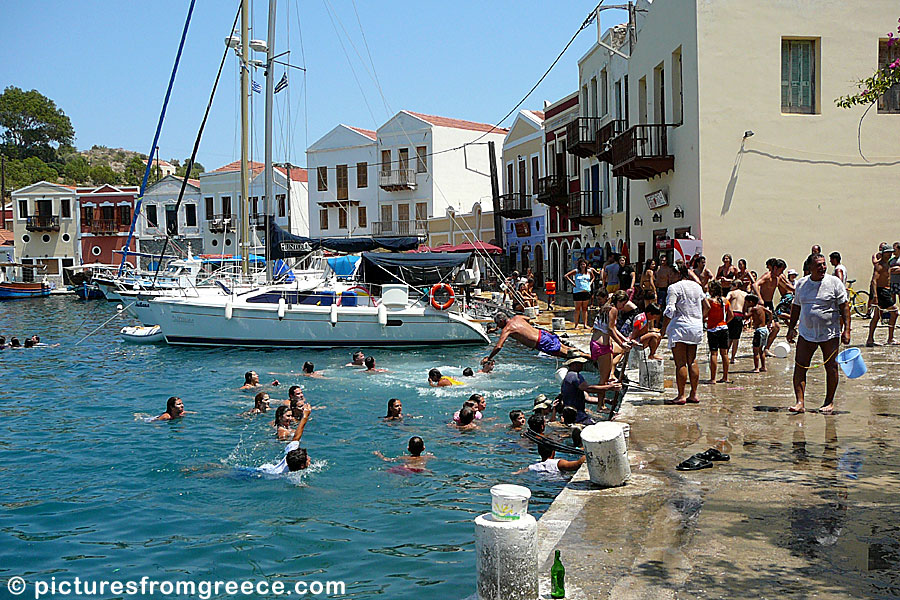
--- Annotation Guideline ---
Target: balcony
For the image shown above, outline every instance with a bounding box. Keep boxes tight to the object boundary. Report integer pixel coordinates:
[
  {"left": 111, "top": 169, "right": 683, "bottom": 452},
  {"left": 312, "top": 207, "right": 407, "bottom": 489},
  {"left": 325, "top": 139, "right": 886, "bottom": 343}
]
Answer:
[
  {"left": 568, "top": 191, "right": 603, "bottom": 226},
  {"left": 535, "top": 174, "right": 568, "bottom": 207},
  {"left": 208, "top": 214, "right": 235, "bottom": 234},
  {"left": 378, "top": 168, "right": 418, "bottom": 191},
  {"left": 496, "top": 193, "right": 531, "bottom": 219},
  {"left": 25, "top": 215, "right": 60, "bottom": 232},
  {"left": 566, "top": 117, "right": 603, "bottom": 158},
  {"left": 85, "top": 220, "right": 129, "bottom": 234},
  {"left": 597, "top": 119, "right": 627, "bottom": 163},
  {"left": 371, "top": 220, "right": 427, "bottom": 237},
  {"left": 611, "top": 124, "right": 674, "bottom": 179}
]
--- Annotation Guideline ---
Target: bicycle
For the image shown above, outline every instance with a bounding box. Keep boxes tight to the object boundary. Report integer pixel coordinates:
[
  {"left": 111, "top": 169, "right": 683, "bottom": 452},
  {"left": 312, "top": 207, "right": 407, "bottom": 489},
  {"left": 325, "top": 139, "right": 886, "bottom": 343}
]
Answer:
[{"left": 846, "top": 279, "right": 873, "bottom": 318}]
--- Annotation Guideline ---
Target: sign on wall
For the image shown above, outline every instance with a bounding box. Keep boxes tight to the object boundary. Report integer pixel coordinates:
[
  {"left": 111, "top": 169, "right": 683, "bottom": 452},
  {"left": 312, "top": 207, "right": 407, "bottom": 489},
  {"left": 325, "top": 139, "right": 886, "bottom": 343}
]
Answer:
[
  {"left": 645, "top": 189, "right": 668, "bottom": 210},
  {"left": 674, "top": 239, "right": 703, "bottom": 265}
]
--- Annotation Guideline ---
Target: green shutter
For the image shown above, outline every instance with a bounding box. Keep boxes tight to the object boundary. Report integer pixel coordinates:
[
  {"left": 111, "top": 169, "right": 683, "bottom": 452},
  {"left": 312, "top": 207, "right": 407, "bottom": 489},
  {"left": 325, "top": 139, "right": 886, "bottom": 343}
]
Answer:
[
  {"left": 781, "top": 40, "right": 791, "bottom": 109},
  {"left": 782, "top": 40, "right": 815, "bottom": 113}
]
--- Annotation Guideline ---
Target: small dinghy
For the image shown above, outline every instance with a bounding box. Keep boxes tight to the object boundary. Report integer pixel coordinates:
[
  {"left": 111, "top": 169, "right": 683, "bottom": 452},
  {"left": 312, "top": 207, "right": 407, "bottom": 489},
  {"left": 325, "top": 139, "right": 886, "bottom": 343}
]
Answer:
[{"left": 120, "top": 325, "right": 165, "bottom": 344}]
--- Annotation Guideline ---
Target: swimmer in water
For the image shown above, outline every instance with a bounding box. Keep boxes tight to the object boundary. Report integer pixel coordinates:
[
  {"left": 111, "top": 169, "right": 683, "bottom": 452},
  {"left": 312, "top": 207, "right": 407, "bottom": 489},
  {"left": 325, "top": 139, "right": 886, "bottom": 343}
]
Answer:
[
  {"left": 274, "top": 405, "right": 295, "bottom": 439},
  {"left": 240, "top": 370, "right": 279, "bottom": 390},
  {"left": 257, "top": 402, "right": 312, "bottom": 474},
  {"left": 346, "top": 351, "right": 366, "bottom": 367},
  {"left": 282, "top": 385, "right": 304, "bottom": 406},
  {"left": 242, "top": 392, "right": 270, "bottom": 416},
  {"left": 479, "top": 359, "right": 495, "bottom": 374},
  {"left": 452, "top": 406, "right": 478, "bottom": 431},
  {"left": 509, "top": 410, "right": 526, "bottom": 431},
  {"left": 302, "top": 362, "right": 325, "bottom": 378},
  {"left": 373, "top": 436, "right": 433, "bottom": 469},
  {"left": 153, "top": 396, "right": 193, "bottom": 421},
  {"left": 428, "top": 368, "right": 462, "bottom": 387},
  {"left": 463, "top": 367, "right": 475, "bottom": 377},
  {"left": 364, "top": 356, "right": 388, "bottom": 373},
  {"left": 384, "top": 398, "right": 403, "bottom": 420}
]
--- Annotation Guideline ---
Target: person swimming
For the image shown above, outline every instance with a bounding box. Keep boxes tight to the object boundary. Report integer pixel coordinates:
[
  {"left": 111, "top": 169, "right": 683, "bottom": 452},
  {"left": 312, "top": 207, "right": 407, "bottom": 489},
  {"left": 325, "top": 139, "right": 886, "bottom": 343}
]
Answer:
[
  {"left": 509, "top": 410, "right": 526, "bottom": 431},
  {"left": 453, "top": 406, "right": 478, "bottom": 430},
  {"left": 374, "top": 436, "right": 432, "bottom": 469},
  {"left": 273, "top": 405, "right": 295, "bottom": 439},
  {"left": 384, "top": 398, "right": 403, "bottom": 420},
  {"left": 302, "top": 362, "right": 325, "bottom": 378},
  {"left": 428, "top": 368, "right": 464, "bottom": 387},
  {"left": 153, "top": 396, "right": 191, "bottom": 421},
  {"left": 257, "top": 402, "right": 312, "bottom": 474},
  {"left": 364, "top": 356, "right": 388, "bottom": 373},
  {"left": 241, "top": 370, "right": 279, "bottom": 390},
  {"left": 242, "top": 392, "right": 270, "bottom": 416},
  {"left": 346, "top": 351, "right": 366, "bottom": 367},
  {"left": 462, "top": 367, "right": 475, "bottom": 377}
]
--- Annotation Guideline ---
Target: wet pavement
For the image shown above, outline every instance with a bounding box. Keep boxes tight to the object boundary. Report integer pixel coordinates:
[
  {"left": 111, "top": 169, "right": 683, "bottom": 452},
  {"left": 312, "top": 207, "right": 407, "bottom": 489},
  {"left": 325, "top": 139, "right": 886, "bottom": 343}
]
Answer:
[{"left": 536, "top": 320, "right": 900, "bottom": 599}]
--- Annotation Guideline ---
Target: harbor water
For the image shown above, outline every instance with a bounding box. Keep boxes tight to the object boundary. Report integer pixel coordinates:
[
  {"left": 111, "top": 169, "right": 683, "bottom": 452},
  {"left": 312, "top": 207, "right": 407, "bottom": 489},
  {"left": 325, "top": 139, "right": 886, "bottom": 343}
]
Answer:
[{"left": 0, "top": 298, "right": 565, "bottom": 599}]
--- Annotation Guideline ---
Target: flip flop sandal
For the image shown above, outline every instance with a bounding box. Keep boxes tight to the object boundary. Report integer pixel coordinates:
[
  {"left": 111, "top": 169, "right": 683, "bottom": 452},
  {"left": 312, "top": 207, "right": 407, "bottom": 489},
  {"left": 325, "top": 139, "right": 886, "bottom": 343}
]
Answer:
[
  {"left": 676, "top": 456, "right": 714, "bottom": 471},
  {"left": 695, "top": 448, "right": 730, "bottom": 462},
  {"left": 664, "top": 398, "right": 687, "bottom": 405}
]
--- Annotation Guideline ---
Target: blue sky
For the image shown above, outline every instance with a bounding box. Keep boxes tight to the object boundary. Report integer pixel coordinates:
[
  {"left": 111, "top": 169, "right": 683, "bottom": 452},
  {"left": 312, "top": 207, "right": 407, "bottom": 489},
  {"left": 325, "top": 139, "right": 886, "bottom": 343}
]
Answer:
[{"left": 1, "top": 1, "right": 625, "bottom": 171}]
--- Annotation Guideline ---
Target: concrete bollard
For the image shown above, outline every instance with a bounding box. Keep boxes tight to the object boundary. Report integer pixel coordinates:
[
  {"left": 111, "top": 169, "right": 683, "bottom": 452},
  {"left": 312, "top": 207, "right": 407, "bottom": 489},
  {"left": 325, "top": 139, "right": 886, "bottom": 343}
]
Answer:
[
  {"left": 551, "top": 316, "right": 566, "bottom": 332},
  {"left": 627, "top": 346, "right": 645, "bottom": 370},
  {"left": 639, "top": 356, "right": 664, "bottom": 391},
  {"left": 475, "top": 513, "right": 538, "bottom": 600},
  {"left": 580, "top": 422, "right": 631, "bottom": 487}
]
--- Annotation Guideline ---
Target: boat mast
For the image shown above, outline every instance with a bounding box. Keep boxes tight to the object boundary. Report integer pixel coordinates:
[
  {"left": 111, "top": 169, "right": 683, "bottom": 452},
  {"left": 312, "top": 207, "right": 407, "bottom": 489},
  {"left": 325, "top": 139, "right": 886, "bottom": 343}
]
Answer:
[
  {"left": 264, "top": 0, "right": 277, "bottom": 282},
  {"left": 239, "top": 0, "right": 251, "bottom": 276}
]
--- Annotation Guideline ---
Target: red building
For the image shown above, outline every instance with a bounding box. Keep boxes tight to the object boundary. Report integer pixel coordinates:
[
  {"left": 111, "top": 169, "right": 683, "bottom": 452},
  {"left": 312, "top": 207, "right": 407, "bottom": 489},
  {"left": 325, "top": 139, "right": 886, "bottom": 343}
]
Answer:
[{"left": 78, "top": 185, "right": 139, "bottom": 265}]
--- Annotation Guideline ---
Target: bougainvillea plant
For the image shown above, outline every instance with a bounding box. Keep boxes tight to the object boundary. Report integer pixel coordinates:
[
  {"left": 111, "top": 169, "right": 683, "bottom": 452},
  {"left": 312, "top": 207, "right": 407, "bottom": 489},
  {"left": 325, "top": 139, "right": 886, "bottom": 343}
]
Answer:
[{"left": 835, "top": 18, "right": 900, "bottom": 108}]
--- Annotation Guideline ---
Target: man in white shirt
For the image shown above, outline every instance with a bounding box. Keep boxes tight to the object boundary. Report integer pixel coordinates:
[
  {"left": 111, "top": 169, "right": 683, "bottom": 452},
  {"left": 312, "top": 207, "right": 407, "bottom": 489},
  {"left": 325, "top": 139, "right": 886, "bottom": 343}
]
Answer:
[
  {"left": 787, "top": 253, "right": 850, "bottom": 415},
  {"left": 258, "top": 402, "right": 312, "bottom": 474}
]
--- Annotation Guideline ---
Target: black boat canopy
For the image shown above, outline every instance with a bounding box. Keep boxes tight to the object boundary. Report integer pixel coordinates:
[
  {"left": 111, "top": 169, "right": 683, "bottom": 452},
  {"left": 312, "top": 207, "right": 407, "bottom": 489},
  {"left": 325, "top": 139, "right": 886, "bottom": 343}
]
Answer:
[
  {"left": 268, "top": 222, "right": 419, "bottom": 258},
  {"left": 361, "top": 252, "right": 471, "bottom": 286}
]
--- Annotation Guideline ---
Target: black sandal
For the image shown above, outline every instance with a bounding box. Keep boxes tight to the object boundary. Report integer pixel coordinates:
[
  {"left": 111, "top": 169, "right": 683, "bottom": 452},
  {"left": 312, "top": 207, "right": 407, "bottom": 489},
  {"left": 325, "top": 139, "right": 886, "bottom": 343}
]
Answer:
[
  {"left": 695, "top": 448, "right": 730, "bottom": 462},
  {"left": 676, "top": 456, "right": 714, "bottom": 471}
]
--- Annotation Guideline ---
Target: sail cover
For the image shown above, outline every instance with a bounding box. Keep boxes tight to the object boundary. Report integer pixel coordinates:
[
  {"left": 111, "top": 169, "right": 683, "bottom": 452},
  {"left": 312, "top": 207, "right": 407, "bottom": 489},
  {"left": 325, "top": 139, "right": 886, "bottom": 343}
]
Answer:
[
  {"left": 268, "top": 222, "right": 420, "bottom": 258},
  {"left": 361, "top": 252, "right": 471, "bottom": 286}
]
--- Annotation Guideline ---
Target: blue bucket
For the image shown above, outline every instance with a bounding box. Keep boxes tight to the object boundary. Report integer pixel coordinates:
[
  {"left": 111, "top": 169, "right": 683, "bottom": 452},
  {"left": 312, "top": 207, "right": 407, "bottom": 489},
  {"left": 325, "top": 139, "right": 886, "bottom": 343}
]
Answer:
[{"left": 836, "top": 348, "right": 867, "bottom": 378}]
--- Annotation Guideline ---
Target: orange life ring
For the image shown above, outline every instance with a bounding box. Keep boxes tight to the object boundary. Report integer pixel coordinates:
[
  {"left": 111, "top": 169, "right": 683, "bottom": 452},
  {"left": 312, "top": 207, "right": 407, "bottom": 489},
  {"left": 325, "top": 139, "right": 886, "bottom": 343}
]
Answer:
[{"left": 430, "top": 283, "right": 455, "bottom": 310}]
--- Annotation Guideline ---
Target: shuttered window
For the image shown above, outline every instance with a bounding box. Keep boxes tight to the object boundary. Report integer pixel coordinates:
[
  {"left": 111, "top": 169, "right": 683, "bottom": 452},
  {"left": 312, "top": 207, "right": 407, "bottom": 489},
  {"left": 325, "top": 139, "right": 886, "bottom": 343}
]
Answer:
[
  {"left": 782, "top": 39, "right": 816, "bottom": 114},
  {"left": 336, "top": 164, "right": 348, "bottom": 200},
  {"left": 878, "top": 39, "right": 900, "bottom": 114}
]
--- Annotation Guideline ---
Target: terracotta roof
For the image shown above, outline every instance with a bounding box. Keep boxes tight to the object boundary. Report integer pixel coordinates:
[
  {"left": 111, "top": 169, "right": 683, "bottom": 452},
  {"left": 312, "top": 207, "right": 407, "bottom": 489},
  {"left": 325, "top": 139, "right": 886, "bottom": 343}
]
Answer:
[
  {"left": 0, "top": 228, "right": 14, "bottom": 245},
  {"left": 527, "top": 110, "right": 545, "bottom": 121},
  {"left": 275, "top": 166, "right": 308, "bottom": 183},
  {"left": 210, "top": 160, "right": 266, "bottom": 174},
  {"left": 155, "top": 159, "right": 174, "bottom": 168},
  {"left": 346, "top": 126, "right": 376, "bottom": 140},
  {"left": 404, "top": 111, "right": 508, "bottom": 134},
  {"left": 210, "top": 160, "right": 307, "bottom": 183}
]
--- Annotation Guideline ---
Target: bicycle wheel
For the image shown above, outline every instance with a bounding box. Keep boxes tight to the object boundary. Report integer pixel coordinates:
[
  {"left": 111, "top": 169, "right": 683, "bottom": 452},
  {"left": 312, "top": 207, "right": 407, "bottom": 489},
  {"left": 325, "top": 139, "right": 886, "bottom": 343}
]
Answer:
[{"left": 851, "top": 291, "right": 871, "bottom": 318}]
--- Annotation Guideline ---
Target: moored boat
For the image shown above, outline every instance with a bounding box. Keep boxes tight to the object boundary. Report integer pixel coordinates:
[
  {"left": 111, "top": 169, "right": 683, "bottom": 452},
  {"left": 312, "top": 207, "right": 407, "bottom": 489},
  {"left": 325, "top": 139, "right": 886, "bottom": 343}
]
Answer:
[
  {"left": 0, "top": 263, "right": 52, "bottom": 299},
  {"left": 120, "top": 325, "right": 165, "bottom": 344}
]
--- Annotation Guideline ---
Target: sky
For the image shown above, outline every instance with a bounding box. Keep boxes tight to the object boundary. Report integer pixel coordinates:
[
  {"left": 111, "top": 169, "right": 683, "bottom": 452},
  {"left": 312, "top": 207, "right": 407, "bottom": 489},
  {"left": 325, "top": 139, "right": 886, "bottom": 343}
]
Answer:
[{"left": 1, "top": 1, "right": 627, "bottom": 172}]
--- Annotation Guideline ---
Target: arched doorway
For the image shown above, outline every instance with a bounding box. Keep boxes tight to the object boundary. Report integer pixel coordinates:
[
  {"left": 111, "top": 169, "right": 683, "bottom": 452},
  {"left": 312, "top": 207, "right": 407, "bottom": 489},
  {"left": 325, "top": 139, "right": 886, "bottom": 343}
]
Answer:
[
  {"left": 549, "top": 242, "right": 558, "bottom": 283},
  {"left": 605, "top": 241, "right": 612, "bottom": 258},
  {"left": 560, "top": 241, "right": 570, "bottom": 291},
  {"left": 521, "top": 246, "right": 529, "bottom": 274},
  {"left": 534, "top": 244, "right": 544, "bottom": 287}
]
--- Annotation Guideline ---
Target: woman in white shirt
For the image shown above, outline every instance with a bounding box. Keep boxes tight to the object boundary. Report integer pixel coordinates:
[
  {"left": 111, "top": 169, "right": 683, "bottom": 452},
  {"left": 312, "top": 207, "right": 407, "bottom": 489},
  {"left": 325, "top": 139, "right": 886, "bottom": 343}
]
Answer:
[{"left": 659, "top": 263, "right": 709, "bottom": 405}]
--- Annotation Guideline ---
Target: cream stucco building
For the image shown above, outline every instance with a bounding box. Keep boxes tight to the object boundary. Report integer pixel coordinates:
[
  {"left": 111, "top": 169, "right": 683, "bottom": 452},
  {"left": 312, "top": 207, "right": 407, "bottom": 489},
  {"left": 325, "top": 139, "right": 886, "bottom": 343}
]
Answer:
[{"left": 11, "top": 181, "right": 80, "bottom": 284}]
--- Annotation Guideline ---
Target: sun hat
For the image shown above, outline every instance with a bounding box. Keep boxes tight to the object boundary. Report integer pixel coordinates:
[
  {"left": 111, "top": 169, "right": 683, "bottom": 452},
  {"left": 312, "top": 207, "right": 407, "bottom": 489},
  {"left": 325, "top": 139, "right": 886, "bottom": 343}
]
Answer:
[
  {"left": 563, "top": 356, "right": 589, "bottom": 367},
  {"left": 533, "top": 394, "right": 552, "bottom": 410}
]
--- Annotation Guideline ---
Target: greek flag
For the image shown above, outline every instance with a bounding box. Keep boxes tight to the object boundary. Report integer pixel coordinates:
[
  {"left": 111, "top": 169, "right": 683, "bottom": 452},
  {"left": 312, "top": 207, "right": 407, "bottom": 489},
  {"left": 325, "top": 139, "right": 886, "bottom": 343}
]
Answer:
[
  {"left": 251, "top": 80, "right": 262, "bottom": 94},
  {"left": 274, "top": 73, "right": 288, "bottom": 94}
]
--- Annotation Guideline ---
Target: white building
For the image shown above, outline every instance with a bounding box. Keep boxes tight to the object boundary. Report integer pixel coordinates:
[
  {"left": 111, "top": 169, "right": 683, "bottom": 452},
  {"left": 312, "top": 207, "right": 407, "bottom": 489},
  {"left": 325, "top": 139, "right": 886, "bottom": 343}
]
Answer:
[
  {"left": 137, "top": 175, "right": 204, "bottom": 265},
  {"left": 198, "top": 160, "right": 308, "bottom": 256},
  {"left": 307, "top": 111, "right": 507, "bottom": 241},
  {"left": 10, "top": 181, "right": 80, "bottom": 285}
]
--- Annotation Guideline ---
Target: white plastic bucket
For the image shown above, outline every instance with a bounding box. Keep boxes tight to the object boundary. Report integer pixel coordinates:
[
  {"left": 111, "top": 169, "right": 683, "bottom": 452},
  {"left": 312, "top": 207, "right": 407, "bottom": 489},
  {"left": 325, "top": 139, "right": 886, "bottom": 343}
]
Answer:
[
  {"left": 551, "top": 317, "right": 566, "bottom": 331},
  {"left": 770, "top": 341, "right": 790, "bottom": 359},
  {"left": 490, "top": 484, "right": 532, "bottom": 521}
]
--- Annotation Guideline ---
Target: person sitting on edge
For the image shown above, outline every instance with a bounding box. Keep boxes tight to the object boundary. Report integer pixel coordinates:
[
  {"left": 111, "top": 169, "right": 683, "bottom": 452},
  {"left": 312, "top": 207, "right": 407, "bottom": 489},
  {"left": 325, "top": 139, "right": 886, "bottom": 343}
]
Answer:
[
  {"left": 240, "top": 370, "right": 279, "bottom": 390},
  {"left": 462, "top": 367, "right": 475, "bottom": 377},
  {"left": 364, "top": 356, "right": 388, "bottom": 373},
  {"left": 571, "top": 425, "right": 584, "bottom": 449},
  {"left": 517, "top": 443, "right": 585, "bottom": 476},
  {"left": 384, "top": 398, "right": 403, "bottom": 421},
  {"left": 153, "top": 396, "right": 192, "bottom": 421},
  {"left": 346, "top": 351, "right": 366, "bottom": 367},
  {"left": 509, "top": 410, "right": 526, "bottom": 431},
  {"left": 744, "top": 294, "right": 771, "bottom": 373},
  {"left": 453, "top": 406, "right": 478, "bottom": 431},
  {"left": 302, "top": 362, "right": 325, "bottom": 378},
  {"left": 257, "top": 402, "right": 312, "bottom": 474},
  {"left": 242, "top": 392, "right": 270, "bottom": 416},
  {"left": 483, "top": 313, "right": 588, "bottom": 365},
  {"left": 428, "top": 368, "right": 464, "bottom": 387},
  {"left": 373, "top": 436, "right": 433, "bottom": 468},
  {"left": 560, "top": 357, "right": 623, "bottom": 424},
  {"left": 628, "top": 303, "right": 664, "bottom": 360},
  {"left": 273, "top": 405, "right": 296, "bottom": 439}
]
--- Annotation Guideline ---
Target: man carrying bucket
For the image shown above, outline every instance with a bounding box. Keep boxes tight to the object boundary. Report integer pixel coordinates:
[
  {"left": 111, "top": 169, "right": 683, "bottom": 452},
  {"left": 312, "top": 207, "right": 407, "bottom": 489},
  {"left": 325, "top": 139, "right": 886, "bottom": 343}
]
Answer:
[{"left": 786, "top": 253, "right": 851, "bottom": 415}]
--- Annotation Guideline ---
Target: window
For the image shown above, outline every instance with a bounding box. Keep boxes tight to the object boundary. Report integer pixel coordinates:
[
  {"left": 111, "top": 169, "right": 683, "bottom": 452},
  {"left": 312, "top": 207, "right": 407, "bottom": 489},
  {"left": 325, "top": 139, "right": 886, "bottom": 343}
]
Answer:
[
  {"left": 205, "top": 197, "right": 214, "bottom": 220},
  {"left": 119, "top": 205, "right": 131, "bottom": 226},
  {"left": 61, "top": 199, "right": 71, "bottom": 218},
  {"left": 146, "top": 204, "right": 158, "bottom": 228},
  {"left": 357, "top": 206, "right": 367, "bottom": 228},
  {"left": 672, "top": 47, "right": 683, "bottom": 124},
  {"left": 81, "top": 206, "right": 92, "bottom": 225},
  {"left": 531, "top": 156, "right": 539, "bottom": 195},
  {"left": 381, "top": 150, "right": 391, "bottom": 173},
  {"left": 878, "top": 39, "right": 900, "bottom": 113},
  {"left": 380, "top": 204, "right": 392, "bottom": 224},
  {"left": 338, "top": 206, "right": 348, "bottom": 229},
  {"left": 221, "top": 196, "right": 231, "bottom": 217},
  {"left": 18, "top": 199, "right": 28, "bottom": 218},
  {"left": 277, "top": 194, "right": 286, "bottom": 218},
  {"left": 616, "top": 176, "right": 624, "bottom": 213},
  {"left": 600, "top": 69, "right": 609, "bottom": 116},
  {"left": 782, "top": 39, "right": 816, "bottom": 114},
  {"left": 506, "top": 163, "right": 514, "bottom": 193},
  {"left": 336, "top": 164, "right": 348, "bottom": 200},
  {"left": 614, "top": 79, "right": 623, "bottom": 120},
  {"left": 251, "top": 196, "right": 259, "bottom": 218},
  {"left": 590, "top": 77, "right": 598, "bottom": 118},
  {"left": 185, "top": 204, "right": 197, "bottom": 227},
  {"left": 638, "top": 76, "right": 648, "bottom": 124},
  {"left": 317, "top": 166, "right": 328, "bottom": 191},
  {"left": 319, "top": 208, "right": 329, "bottom": 230},
  {"left": 397, "top": 203, "right": 409, "bottom": 223},
  {"left": 357, "top": 162, "right": 368, "bottom": 188},
  {"left": 415, "top": 202, "right": 427, "bottom": 223},
  {"left": 398, "top": 148, "right": 409, "bottom": 171},
  {"left": 100, "top": 206, "right": 114, "bottom": 222},
  {"left": 416, "top": 146, "right": 427, "bottom": 173},
  {"left": 654, "top": 63, "right": 665, "bottom": 124}
]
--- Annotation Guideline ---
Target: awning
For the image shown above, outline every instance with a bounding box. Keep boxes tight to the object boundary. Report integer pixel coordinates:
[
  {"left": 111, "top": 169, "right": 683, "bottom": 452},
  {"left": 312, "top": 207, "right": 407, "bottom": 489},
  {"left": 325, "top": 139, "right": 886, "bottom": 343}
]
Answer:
[
  {"left": 268, "top": 221, "right": 420, "bottom": 258},
  {"left": 317, "top": 199, "right": 360, "bottom": 208},
  {"left": 448, "top": 240, "right": 502, "bottom": 254},
  {"left": 360, "top": 251, "right": 471, "bottom": 286}
]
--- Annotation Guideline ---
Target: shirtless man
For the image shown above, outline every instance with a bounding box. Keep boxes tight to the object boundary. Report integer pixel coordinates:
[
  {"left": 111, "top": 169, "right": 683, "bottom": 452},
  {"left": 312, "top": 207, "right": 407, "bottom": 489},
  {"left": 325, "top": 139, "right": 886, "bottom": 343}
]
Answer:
[
  {"left": 753, "top": 258, "right": 793, "bottom": 353},
  {"left": 153, "top": 396, "right": 193, "bottom": 421},
  {"left": 866, "top": 243, "right": 898, "bottom": 346},
  {"left": 374, "top": 436, "right": 433, "bottom": 470},
  {"left": 692, "top": 255, "right": 714, "bottom": 292},
  {"left": 364, "top": 356, "right": 388, "bottom": 373},
  {"left": 725, "top": 279, "right": 748, "bottom": 364},
  {"left": 346, "top": 351, "right": 366, "bottom": 367},
  {"left": 483, "top": 313, "right": 587, "bottom": 364},
  {"left": 654, "top": 254, "right": 677, "bottom": 308}
]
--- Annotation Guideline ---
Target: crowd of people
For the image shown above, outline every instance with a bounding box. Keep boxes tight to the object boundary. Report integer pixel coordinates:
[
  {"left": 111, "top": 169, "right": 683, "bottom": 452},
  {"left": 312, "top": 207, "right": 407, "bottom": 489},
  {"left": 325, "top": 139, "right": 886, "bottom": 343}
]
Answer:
[{"left": 0, "top": 334, "right": 51, "bottom": 349}]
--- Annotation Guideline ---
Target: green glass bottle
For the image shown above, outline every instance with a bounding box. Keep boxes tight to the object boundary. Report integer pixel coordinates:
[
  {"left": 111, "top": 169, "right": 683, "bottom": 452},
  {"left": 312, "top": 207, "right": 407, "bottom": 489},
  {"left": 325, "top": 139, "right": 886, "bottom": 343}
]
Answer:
[{"left": 550, "top": 549, "right": 565, "bottom": 598}]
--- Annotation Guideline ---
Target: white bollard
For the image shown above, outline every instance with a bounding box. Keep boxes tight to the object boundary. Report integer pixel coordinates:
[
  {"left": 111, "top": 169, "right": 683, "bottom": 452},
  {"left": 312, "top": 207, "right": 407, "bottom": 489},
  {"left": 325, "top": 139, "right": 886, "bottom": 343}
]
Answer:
[
  {"left": 475, "top": 513, "right": 538, "bottom": 600},
  {"left": 627, "top": 346, "right": 644, "bottom": 370},
  {"left": 580, "top": 422, "right": 631, "bottom": 487},
  {"left": 639, "top": 356, "right": 664, "bottom": 391},
  {"left": 551, "top": 317, "right": 566, "bottom": 332}
]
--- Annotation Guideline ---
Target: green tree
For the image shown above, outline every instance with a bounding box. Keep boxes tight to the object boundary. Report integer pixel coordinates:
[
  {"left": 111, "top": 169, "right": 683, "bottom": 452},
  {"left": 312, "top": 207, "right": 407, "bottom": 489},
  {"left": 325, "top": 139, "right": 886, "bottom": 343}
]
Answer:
[
  {"left": 63, "top": 155, "right": 91, "bottom": 183},
  {"left": 0, "top": 86, "right": 75, "bottom": 161},
  {"left": 836, "top": 20, "right": 900, "bottom": 108},
  {"left": 176, "top": 159, "right": 204, "bottom": 179},
  {"left": 124, "top": 155, "right": 147, "bottom": 186},
  {"left": 4, "top": 156, "right": 60, "bottom": 190},
  {"left": 90, "top": 163, "right": 120, "bottom": 185}
]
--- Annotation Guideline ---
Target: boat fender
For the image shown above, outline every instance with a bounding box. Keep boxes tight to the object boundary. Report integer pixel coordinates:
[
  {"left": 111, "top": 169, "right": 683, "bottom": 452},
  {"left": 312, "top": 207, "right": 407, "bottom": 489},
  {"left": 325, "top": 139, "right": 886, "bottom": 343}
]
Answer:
[
  {"left": 225, "top": 301, "right": 233, "bottom": 320},
  {"left": 330, "top": 303, "right": 338, "bottom": 326},
  {"left": 377, "top": 303, "right": 388, "bottom": 326},
  {"left": 277, "top": 298, "right": 286, "bottom": 321}
]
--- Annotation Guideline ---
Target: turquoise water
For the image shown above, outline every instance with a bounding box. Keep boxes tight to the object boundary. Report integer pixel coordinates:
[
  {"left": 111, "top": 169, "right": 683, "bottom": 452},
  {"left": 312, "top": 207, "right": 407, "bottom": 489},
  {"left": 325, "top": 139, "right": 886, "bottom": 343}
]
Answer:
[{"left": 0, "top": 298, "right": 566, "bottom": 599}]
